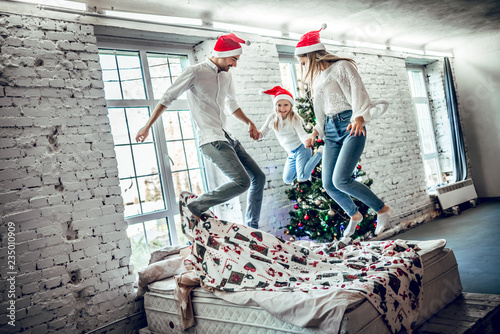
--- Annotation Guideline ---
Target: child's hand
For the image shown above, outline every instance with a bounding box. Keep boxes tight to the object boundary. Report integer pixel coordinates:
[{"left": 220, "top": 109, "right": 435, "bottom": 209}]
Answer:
[{"left": 305, "top": 136, "right": 315, "bottom": 148}]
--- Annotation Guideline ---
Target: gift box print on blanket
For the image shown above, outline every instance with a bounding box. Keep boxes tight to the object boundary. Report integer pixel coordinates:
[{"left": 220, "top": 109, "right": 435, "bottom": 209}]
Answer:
[{"left": 179, "top": 191, "right": 423, "bottom": 333}]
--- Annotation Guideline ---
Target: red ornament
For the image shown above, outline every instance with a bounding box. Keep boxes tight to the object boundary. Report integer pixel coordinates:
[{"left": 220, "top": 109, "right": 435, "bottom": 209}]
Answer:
[
  {"left": 357, "top": 164, "right": 362, "bottom": 170},
  {"left": 356, "top": 225, "right": 360, "bottom": 230},
  {"left": 304, "top": 214, "right": 310, "bottom": 220},
  {"left": 294, "top": 204, "right": 299, "bottom": 209},
  {"left": 317, "top": 139, "right": 323, "bottom": 143},
  {"left": 298, "top": 222, "right": 304, "bottom": 227}
]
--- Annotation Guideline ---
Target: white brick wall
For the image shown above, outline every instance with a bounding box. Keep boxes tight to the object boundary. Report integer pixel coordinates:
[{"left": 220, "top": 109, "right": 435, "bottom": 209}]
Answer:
[{"left": 0, "top": 14, "right": 141, "bottom": 333}]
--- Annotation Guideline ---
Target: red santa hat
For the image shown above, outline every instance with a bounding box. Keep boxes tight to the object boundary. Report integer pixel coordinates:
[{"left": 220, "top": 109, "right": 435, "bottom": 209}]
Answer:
[
  {"left": 295, "top": 23, "right": 327, "bottom": 56},
  {"left": 212, "top": 33, "right": 251, "bottom": 57},
  {"left": 260, "top": 86, "right": 294, "bottom": 106}
]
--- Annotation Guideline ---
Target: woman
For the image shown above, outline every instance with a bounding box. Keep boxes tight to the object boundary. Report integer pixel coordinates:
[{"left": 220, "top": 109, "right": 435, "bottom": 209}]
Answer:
[{"left": 295, "top": 24, "right": 392, "bottom": 239}]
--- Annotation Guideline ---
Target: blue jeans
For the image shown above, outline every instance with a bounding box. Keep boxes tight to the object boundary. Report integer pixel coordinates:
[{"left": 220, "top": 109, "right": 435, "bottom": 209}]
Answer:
[
  {"left": 189, "top": 135, "right": 265, "bottom": 229},
  {"left": 322, "top": 110, "right": 384, "bottom": 216},
  {"left": 283, "top": 144, "right": 323, "bottom": 183}
]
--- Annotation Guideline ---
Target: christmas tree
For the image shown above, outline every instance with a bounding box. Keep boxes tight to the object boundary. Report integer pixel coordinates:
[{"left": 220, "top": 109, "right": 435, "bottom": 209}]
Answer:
[{"left": 283, "top": 93, "right": 377, "bottom": 243}]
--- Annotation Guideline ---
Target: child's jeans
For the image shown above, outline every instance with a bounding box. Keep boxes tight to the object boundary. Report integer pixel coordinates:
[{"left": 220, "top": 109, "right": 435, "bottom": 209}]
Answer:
[{"left": 283, "top": 144, "right": 323, "bottom": 184}]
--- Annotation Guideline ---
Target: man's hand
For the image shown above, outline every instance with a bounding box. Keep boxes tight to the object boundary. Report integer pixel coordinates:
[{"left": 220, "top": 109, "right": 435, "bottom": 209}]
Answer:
[
  {"left": 136, "top": 127, "right": 150, "bottom": 143},
  {"left": 346, "top": 116, "right": 366, "bottom": 137},
  {"left": 254, "top": 131, "right": 263, "bottom": 141},
  {"left": 248, "top": 122, "right": 259, "bottom": 140}
]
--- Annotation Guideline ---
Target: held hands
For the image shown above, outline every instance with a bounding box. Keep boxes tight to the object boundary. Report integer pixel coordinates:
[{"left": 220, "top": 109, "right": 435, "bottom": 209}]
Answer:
[
  {"left": 248, "top": 123, "right": 260, "bottom": 140},
  {"left": 305, "top": 135, "right": 315, "bottom": 148},
  {"left": 135, "top": 127, "right": 149, "bottom": 143},
  {"left": 346, "top": 117, "right": 366, "bottom": 136}
]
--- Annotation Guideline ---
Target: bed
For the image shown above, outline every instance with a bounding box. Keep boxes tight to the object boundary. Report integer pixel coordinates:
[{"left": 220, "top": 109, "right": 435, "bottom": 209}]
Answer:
[
  {"left": 142, "top": 239, "right": 461, "bottom": 334},
  {"left": 139, "top": 192, "right": 462, "bottom": 334}
]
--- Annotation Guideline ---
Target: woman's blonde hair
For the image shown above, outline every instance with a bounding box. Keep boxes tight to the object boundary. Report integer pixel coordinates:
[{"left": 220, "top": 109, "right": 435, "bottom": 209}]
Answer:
[{"left": 298, "top": 50, "right": 357, "bottom": 89}]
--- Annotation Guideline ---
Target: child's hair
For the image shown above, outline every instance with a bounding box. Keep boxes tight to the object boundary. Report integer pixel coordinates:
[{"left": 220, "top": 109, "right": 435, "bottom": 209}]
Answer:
[{"left": 273, "top": 106, "right": 304, "bottom": 132}]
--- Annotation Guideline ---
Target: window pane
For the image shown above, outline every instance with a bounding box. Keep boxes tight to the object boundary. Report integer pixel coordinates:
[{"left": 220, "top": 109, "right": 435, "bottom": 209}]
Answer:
[
  {"left": 174, "top": 214, "right": 190, "bottom": 246},
  {"left": 184, "top": 140, "right": 199, "bottom": 169},
  {"left": 147, "top": 53, "right": 187, "bottom": 100},
  {"left": 132, "top": 143, "right": 159, "bottom": 176},
  {"left": 127, "top": 223, "right": 149, "bottom": 273},
  {"left": 99, "top": 53, "right": 123, "bottom": 100},
  {"left": 179, "top": 110, "right": 195, "bottom": 139},
  {"left": 108, "top": 108, "right": 129, "bottom": 145},
  {"left": 188, "top": 169, "right": 204, "bottom": 195},
  {"left": 120, "top": 178, "right": 141, "bottom": 217},
  {"left": 167, "top": 141, "right": 187, "bottom": 172},
  {"left": 137, "top": 174, "right": 165, "bottom": 214},
  {"left": 171, "top": 171, "right": 191, "bottom": 199},
  {"left": 408, "top": 70, "right": 426, "bottom": 97},
  {"left": 415, "top": 104, "right": 436, "bottom": 155},
  {"left": 147, "top": 53, "right": 173, "bottom": 100},
  {"left": 423, "top": 158, "right": 440, "bottom": 187},
  {"left": 162, "top": 111, "right": 182, "bottom": 140},
  {"left": 279, "top": 62, "right": 294, "bottom": 95},
  {"left": 145, "top": 218, "right": 171, "bottom": 252},
  {"left": 117, "top": 54, "right": 146, "bottom": 99},
  {"left": 115, "top": 146, "right": 135, "bottom": 179},
  {"left": 126, "top": 107, "right": 153, "bottom": 143}
]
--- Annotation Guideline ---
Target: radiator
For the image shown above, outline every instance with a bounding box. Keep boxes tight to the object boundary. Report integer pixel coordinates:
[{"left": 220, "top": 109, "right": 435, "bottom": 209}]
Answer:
[{"left": 435, "top": 179, "right": 478, "bottom": 210}]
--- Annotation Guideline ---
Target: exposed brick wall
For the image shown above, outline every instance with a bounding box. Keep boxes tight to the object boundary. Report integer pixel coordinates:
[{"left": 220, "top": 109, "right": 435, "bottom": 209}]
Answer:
[{"left": 0, "top": 14, "right": 142, "bottom": 333}]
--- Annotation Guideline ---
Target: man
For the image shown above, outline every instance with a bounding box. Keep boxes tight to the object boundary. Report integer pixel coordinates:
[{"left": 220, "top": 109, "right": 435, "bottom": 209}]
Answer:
[{"left": 135, "top": 33, "right": 265, "bottom": 229}]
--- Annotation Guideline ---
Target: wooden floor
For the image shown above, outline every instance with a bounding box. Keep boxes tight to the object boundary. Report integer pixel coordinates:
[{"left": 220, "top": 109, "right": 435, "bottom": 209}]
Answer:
[{"left": 414, "top": 293, "right": 500, "bottom": 334}]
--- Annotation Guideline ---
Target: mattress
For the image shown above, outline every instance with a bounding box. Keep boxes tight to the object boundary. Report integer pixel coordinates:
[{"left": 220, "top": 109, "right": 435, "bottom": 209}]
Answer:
[{"left": 144, "top": 240, "right": 462, "bottom": 334}]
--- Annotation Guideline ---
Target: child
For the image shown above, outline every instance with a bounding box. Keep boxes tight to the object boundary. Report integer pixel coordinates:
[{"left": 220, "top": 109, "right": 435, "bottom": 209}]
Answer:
[{"left": 256, "top": 86, "right": 323, "bottom": 184}]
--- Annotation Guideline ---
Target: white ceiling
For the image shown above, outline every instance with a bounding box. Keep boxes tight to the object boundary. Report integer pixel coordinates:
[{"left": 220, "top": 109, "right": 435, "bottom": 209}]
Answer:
[{"left": 76, "top": 0, "right": 500, "bottom": 52}]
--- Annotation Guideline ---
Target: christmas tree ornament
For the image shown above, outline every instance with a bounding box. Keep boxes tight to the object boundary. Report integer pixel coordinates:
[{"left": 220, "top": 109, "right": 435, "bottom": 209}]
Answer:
[
  {"left": 290, "top": 237, "right": 295, "bottom": 242},
  {"left": 314, "top": 199, "right": 322, "bottom": 206},
  {"left": 328, "top": 209, "right": 335, "bottom": 216},
  {"left": 294, "top": 203, "right": 299, "bottom": 209}
]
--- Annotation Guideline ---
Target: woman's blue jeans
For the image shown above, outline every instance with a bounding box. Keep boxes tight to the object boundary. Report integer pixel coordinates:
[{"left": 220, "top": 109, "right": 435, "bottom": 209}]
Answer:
[
  {"left": 322, "top": 110, "right": 384, "bottom": 217},
  {"left": 283, "top": 144, "right": 323, "bottom": 184}
]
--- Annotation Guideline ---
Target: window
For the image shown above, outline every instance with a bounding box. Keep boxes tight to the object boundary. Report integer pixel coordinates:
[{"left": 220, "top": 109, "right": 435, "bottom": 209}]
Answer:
[
  {"left": 279, "top": 54, "right": 302, "bottom": 98},
  {"left": 407, "top": 67, "right": 442, "bottom": 188},
  {"left": 99, "top": 46, "right": 207, "bottom": 273}
]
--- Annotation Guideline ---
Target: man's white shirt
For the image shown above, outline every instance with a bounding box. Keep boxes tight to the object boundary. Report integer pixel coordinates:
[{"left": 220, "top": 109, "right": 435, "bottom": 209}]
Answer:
[{"left": 159, "top": 58, "right": 240, "bottom": 146}]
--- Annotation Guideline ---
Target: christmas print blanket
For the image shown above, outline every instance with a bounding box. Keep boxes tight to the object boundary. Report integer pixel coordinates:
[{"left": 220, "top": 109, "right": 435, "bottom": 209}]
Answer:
[{"left": 179, "top": 191, "right": 423, "bottom": 333}]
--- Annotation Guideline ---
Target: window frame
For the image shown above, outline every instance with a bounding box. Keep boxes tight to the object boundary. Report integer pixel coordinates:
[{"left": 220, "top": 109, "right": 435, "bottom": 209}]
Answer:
[
  {"left": 97, "top": 40, "right": 208, "bottom": 249},
  {"left": 278, "top": 53, "right": 302, "bottom": 98},
  {"left": 406, "top": 65, "right": 443, "bottom": 188}
]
